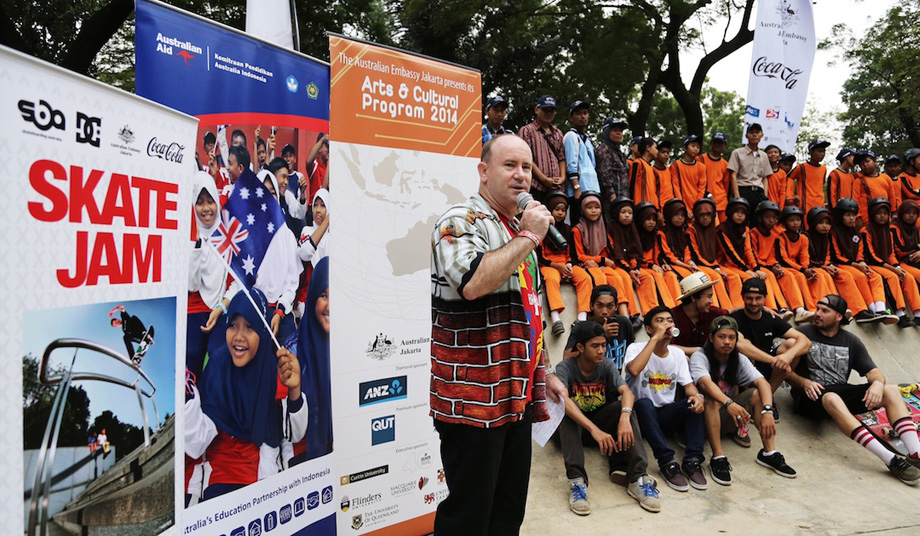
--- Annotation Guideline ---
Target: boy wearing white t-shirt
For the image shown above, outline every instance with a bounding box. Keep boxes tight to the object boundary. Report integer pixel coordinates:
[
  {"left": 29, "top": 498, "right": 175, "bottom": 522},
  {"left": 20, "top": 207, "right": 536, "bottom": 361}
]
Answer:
[{"left": 625, "top": 306, "right": 707, "bottom": 492}]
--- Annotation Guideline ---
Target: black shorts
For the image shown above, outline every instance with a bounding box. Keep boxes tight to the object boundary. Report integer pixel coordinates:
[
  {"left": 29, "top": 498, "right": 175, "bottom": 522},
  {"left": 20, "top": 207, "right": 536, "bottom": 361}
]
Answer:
[{"left": 793, "top": 383, "right": 871, "bottom": 420}]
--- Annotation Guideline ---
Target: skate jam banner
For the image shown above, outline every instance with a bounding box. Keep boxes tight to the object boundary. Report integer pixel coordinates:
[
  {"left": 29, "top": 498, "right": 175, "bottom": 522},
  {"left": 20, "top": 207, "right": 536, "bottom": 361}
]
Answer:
[
  {"left": 136, "top": 1, "right": 335, "bottom": 534},
  {"left": 744, "top": 0, "right": 816, "bottom": 153},
  {"left": 1, "top": 45, "right": 196, "bottom": 534},
  {"left": 328, "top": 34, "right": 481, "bottom": 534}
]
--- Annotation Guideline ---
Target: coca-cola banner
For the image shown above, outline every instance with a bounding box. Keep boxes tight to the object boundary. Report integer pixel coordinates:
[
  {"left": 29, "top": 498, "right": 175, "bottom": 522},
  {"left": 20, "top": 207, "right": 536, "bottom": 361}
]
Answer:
[{"left": 743, "top": 0, "right": 816, "bottom": 153}]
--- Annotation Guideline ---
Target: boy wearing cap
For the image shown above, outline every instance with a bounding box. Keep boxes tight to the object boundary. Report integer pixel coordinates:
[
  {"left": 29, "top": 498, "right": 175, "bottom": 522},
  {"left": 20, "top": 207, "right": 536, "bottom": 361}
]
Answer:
[
  {"left": 519, "top": 95, "right": 566, "bottom": 202},
  {"left": 728, "top": 124, "right": 773, "bottom": 226},
  {"left": 827, "top": 148, "right": 857, "bottom": 207},
  {"left": 625, "top": 307, "right": 708, "bottom": 492},
  {"left": 853, "top": 151, "right": 900, "bottom": 226},
  {"left": 788, "top": 140, "right": 830, "bottom": 215},
  {"left": 564, "top": 100, "right": 600, "bottom": 224},
  {"left": 692, "top": 316, "right": 796, "bottom": 485},
  {"left": 698, "top": 132, "right": 734, "bottom": 222},
  {"left": 670, "top": 135, "right": 708, "bottom": 209},
  {"left": 563, "top": 285, "right": 635, "bottom": 372},
  {"left": 628, "top": 136, "right": 641, "bottom": 163},
  {"left": 596, "top": 117, "right": 631, "bottom": 205},
  {"left": 630, "top": 138, "right": 660, "bottom": 208},
  {"left": 786, "top": 295, "right": 920, "bottom": 485},
  {"left": 884, "top": 155, "right": 902, "bottom": 179},
  {"left": 557, "top": 321, "right": 661, "bottom": 515},
  {"left": 481, "top": 96, "right": 511, "bottom": 145},
  {"left": 653, "top": 140, "right": 676, "bottom": 210},
  {"left": 901, "top": 149, "right": 920, "bottom": 202},
  {"left": 764, "top": 145, "right": 788, "bottom": 210}
]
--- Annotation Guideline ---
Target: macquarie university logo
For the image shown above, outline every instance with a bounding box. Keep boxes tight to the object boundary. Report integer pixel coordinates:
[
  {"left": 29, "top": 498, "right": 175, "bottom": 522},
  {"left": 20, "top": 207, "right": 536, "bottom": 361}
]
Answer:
[
  {"left": 359, "top": 376, "right": 407, "bottom": 407},
  {"left": 371, "top": 415, "right": 396, "bottom": 445}
]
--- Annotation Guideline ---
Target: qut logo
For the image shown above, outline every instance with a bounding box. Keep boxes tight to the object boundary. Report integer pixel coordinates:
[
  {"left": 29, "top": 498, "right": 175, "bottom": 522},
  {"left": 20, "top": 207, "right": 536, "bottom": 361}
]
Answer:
[{"left": 371, "top": 415, "right": 396, "bottom": 445}]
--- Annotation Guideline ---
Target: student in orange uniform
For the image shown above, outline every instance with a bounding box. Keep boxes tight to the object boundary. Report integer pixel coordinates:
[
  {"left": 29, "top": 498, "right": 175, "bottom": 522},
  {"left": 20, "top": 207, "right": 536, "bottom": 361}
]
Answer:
[
  {"left": 716, "top": 198, "right": 788, "bottom": 315},
  {"left": 899, "top": 149, "right": 920, "bottom": 202},
  {"left": 750, "top": 201, "right": 814, "bottom": 323},
  {"left": 805, "top": 206, "right": 884, "bottom": 324},
  {"left": 827, "top": 148, "right": 857, "bottom": 208},
  {"left": 658, "top": 199, "right": 734, "bottom": 308},
  {"left": 630, "top": 138, "right": 660, "bottom": 208},
  {"left": 764, "top": 145, "right": 787, "bottom": 210},
  {"left": 688, "top": 199, "right": 743, "bottom": 306},
  {"left": 778, "top": 153, "right": 798, "bottom": 207},
  {"left": 537, "top": 193, "right": 590, "bottom": 335},
  {"left": 892, "top": 199, "right": 920, "bottom": 296},
  {"left": 699, "top": 132, "right": 733, "bottom": 222},
  {"left": 862, "top": 197, "right": 920, "bottom": 328},
  {"left": 776, "top": 205, "right": 836, "bottom": 317},
  {"left": 788, "top": 140, "right": 830, "bottom": 215},
  {"left": 572, "top": 193, "right": 637, "bottom": 318},
  {"left": 853, "top": 151, "right": 900, "bottom": 227},
  {"left": 670, "top": 135, "right": 708, "bottom": 208},
  {"left": 830, "top": 198, "right": 897, "bottom": 322},
  {"left": 652, "top": 140, "right": 675, "bottom": 212},
  {"left": 636, "top": 202, "right": 681, "bottom": 308},
  {"left": 607, "top": 197, "right": 658, "bottom": 316},
  {"left": 884, "top": 155, "right": 902, "bottom": 179}
]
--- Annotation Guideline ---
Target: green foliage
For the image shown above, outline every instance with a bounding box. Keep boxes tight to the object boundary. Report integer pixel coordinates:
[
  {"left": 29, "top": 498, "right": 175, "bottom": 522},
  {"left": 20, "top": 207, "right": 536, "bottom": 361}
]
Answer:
[
  {"left": 22, "top": 354, "right": 91, "bottom": 449},
  {"left": 645, "top": 84, "right": 745, "bottom": 154},
  {"left": 838, "top": 3, "right": 920, "bottom": 154},
  {"left": 91, "top": 410, "right": 145, "bottom": 461}
]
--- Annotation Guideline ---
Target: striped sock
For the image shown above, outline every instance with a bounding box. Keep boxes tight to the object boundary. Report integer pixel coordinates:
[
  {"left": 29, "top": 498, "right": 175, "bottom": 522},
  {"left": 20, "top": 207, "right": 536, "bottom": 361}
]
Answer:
[
  {"left": 894, "top": 417, "right": 920, "bottom": 459},
  {"left": 851, "top": 427, "right": 895, "bottom": 465}
]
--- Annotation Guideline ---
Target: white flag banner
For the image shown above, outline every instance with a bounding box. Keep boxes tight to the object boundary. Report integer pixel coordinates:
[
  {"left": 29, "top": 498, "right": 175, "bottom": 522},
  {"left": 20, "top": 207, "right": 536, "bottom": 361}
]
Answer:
[
  {"left": 744, "top": 0, "right": 816, "bottom": 153},
  {"left": 245, "top": 0, "right": 294, "bottom": 49}
]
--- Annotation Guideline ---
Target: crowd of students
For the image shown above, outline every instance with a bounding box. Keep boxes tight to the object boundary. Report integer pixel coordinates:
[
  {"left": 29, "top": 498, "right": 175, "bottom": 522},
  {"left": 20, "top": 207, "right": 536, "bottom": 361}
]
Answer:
[
  {"left": 482, "top": 95, "right": 920, "bottom": 515},
  {"left": 184, "top": 127, "right": 332, "bottom": 504}
]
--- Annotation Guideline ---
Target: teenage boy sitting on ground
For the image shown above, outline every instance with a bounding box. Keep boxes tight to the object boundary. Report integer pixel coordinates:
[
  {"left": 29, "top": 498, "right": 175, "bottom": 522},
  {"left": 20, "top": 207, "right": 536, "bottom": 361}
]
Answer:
[
  {"left": 557, "top": 321, "right": 661, "bottom": 515},
  {"left": 691, "top": 315, "right": 796, "bottom": 486},
  {"left": 787, "top": 295, "right": 920, "bottom": 485},
  {"left": 625, "top": 306, "right": 707, "bottom": 492},
  {"left": 563, "top": 285, "right": 635, "bottom": 373}
]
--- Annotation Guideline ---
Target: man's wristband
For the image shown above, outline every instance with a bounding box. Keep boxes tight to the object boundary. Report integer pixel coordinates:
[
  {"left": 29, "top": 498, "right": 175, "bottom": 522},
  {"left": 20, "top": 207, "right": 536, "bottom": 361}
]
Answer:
[
  {"left": 572, "top": 183, "right": 581, "bottom": 190},
  {"left": 621, "top": 406, "right": 633, "bottom": 414},
  {"left": 519, "top": 230, "right": 541, "bottom": 248},
  {"left": 723, "top": 398, "right": 734, "bottom": 409}
]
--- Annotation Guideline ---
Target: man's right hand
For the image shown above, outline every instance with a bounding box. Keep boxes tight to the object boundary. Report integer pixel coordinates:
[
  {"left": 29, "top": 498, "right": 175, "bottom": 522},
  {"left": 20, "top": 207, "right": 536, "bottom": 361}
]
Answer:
[
  {"left": 726, "top": 402, "right": 750, "bottom": 429},
  {"left": 803, "top": 379, "right": 825, "bottom": 401},
  {"left": 519, "top": 201, "right": 552, "bottom": 239},
  {"left": 602, "top": 317, "right": 619, "bottom": 338},
  {"left": 590, "top": 428, "right": 617, "bottom": 456}
]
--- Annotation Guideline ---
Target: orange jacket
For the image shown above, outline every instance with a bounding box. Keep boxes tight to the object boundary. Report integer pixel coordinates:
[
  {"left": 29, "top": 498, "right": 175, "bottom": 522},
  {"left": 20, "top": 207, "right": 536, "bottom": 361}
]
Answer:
[
  {"left": 900, "top": 172, "right": 920, "bottom": 202},
  {"left": 827, "top": 167, "right": 855, "bottom": 207},
  {"left": 788, "top": 162, "right": 827, "bottom": 215},
  {"left": 652, "top": 166, "right": 675, "bottom": 210},
  {"left": 630, "top": 159, "right": 660, "bottom": 208},
  {"left": 750, "top": 226, "right": 782, "bottom": 267},
  {"left": 717, "top": 229, "right": 760, "bottom": 271},
  {"left": 699, "top": 154, "right": 730, "bottom": 212},
  {"left": 861, "top": 229, "right": 898, "bottom": 266},
  {"left": 766, "top": 169, "right": 788, "bottom": 210},
  {"left": 670, "top": 159, "right": 708, "bottom": 208},
  {"left": 776, "top": 231, "right": 810, "bottom": 271},
  {"left": 853, "top": 173, "right": 899, "bottom": 224},
  {"left": 572, "top": 227, "right": 610, "bottom": 266}
]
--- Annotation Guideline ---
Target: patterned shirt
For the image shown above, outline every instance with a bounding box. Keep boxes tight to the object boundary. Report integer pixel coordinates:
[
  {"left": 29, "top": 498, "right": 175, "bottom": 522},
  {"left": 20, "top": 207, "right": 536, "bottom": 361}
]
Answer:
[
  {"left": 519, "top": 121, "right": 564, "bottom": 193},
  {"left": 595, "top": 142, "right": 630, "bottom": 200},
  {"left": 482, "top": 123, "right": 512, "bottom": 145}
]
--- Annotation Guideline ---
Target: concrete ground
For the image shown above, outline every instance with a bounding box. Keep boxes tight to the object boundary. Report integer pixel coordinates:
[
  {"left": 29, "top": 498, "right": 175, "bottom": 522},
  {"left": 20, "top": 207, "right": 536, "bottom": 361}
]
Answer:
[{"left": 522, "top": 286, "right": 920, "bottom": 535}]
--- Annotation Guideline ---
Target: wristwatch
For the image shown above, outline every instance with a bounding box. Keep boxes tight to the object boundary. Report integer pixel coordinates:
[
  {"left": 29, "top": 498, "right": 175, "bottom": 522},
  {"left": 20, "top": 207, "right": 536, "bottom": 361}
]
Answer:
[
  {"left": 761, "top": 404, "right": 774, "bottom": 415},
  {"left": 545, "top": 365, "right": 556, "bottom": 375},
  {"left": 723, "top": 398, "right": 734, "bottom": 409}
]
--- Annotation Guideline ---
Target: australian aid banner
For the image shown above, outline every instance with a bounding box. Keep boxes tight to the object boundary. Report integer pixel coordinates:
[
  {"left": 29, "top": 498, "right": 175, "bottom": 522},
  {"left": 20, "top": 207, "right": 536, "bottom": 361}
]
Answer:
[
  {"left": 328, "top": 35, "right": 481, "bottom": 534},
  {"left": 1, "top": 45, "right": 196, "bottom": 534},
  {"left": 136, "top": 1, "right": 336, "bottom": 535},
  {"left": 744, "top": 0, "right": 816, "bottom": 152}
]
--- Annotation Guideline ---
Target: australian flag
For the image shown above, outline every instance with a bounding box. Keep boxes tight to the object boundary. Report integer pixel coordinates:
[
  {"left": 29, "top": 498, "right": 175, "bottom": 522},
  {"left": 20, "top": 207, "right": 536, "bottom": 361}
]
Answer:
[{"left": 211, "top": 168, "right": 287, "bottom": 288}]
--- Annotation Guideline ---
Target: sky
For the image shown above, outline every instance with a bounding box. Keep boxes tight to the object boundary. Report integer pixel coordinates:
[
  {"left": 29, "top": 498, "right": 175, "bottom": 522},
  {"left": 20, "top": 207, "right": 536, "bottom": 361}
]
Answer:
[
  {"left": 22, "top": 297, "right": 177, "bottom": 432},
  {"left": 685, "top": 0, "right": 895, "bottom": 142}
]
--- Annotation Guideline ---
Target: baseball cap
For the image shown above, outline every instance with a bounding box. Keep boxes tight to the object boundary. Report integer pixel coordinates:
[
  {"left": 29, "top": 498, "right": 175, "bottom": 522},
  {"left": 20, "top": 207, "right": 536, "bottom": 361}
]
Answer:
[
  {"left": 836, "top": 148, "right": 855, "bottom": 162},
  {"left": 741, "top": 277, "right": 768, "bottom": 296},
  {"left": 885, "top": 154, "right": 901, "bottom": 164},
  {"left": 570, "top": 320, "right": 606, "bottom": 347},
  {"left": 629, "top": 136, "right": 642, "bottom": 146},
  {"left": 535, "top": 95, "right": 557, "bottom": 109},
  {"left": 905, "top": 148, "right": 920, "bottom": 163},
  {"left": 604, "top": 117, "right": 628, "bottom": 130},
  {"left": 683, "top": 134, "right": 702, "bottom": 147},
  {"left": 486, "top": 96, "right": 507, "bottom": 109},
  {"left": 808, "top": 140, "right": 831, "bottom": 152},
  {"left": 569, "top": 100, "right": 590, "bottom": 115},
  {"left": 857, "top": 150, "right": 879, "bottom": 162},
  {"left": 710, "top": 315, "right": 739, "bottom": 334},
  {"left": 817, "top": 294, "right": 849, "bottom": 324},
  {"left": 780, "top": 153, "right": 796, "bottom": 163},
  {"left": 711, "top": 132, "right": 728, "bottom": 143}
]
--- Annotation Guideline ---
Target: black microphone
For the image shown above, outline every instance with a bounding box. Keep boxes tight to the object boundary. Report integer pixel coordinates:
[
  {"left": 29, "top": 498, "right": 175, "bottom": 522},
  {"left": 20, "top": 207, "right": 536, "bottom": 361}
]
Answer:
[{"left": 516, "top": 192, "right": 568, "bottom": 250}]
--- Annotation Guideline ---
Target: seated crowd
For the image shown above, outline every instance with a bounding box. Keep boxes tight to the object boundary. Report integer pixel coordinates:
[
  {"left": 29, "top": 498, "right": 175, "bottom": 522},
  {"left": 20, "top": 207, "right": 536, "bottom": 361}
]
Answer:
[{"left": 481, "top": 95, "right": 920, "bottom": 515}]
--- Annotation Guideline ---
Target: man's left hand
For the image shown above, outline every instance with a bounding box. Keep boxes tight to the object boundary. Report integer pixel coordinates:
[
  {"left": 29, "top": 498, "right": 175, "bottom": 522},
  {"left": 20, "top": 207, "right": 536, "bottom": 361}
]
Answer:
[
  {"left": 546, "top": 372, "right": 567, "bottom": 403},
  {"left": 864, "top": 381, "right": 884, "bottom": 410}
]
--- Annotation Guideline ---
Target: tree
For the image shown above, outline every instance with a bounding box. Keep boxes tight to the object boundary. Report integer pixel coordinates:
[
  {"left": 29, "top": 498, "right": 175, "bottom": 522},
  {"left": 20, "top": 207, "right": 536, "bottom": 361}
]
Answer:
[
  {"left": 837, "top": 3, "right": 920, "bottom": 155},
  {"left": 645, "top": 84, "right": 745, "bottom": 152},
  {"left": 22, "top": 354, "right": 91, "bottom": 449},
  {"left": 91, "top": 410, "right": 145, "bottom": 461}
]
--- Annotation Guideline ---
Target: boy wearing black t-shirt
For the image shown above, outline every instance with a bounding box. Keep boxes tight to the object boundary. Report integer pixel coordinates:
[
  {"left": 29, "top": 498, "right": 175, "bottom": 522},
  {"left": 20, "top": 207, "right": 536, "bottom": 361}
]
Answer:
[{"left": 564, "top": 285, "right": 635, "bottom": 372}]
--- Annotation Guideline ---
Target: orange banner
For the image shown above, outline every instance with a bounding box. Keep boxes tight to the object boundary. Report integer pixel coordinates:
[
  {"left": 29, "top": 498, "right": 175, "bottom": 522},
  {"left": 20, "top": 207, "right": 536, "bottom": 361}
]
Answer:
[{"left": 329, "top": 36, "right": 482, "bottom": 157}]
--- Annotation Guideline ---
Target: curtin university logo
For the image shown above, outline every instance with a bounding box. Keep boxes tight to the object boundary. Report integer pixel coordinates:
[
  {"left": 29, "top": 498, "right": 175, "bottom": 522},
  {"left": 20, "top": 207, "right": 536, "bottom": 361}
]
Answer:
[{"left": 359, "top": 376, "right": 407, "bottom": 407}]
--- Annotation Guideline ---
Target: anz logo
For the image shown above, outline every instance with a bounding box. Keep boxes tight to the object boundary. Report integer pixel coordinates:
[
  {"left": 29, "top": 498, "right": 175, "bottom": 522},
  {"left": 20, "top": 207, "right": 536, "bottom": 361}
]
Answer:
[{"left": 359, "top": 376, "right": 407, "bottom": 407}]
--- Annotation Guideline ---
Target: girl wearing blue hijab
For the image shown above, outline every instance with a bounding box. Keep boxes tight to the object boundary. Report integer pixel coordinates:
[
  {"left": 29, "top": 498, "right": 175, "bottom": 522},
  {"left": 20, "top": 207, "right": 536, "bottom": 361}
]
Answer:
[{"left": 185, "top": 287, "right": 307, "bottom": 502}]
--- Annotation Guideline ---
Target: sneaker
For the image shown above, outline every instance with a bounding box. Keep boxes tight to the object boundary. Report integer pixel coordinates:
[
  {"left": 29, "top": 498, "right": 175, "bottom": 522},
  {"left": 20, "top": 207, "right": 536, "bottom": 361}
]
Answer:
[
  {"left": 609, "top": 466, "right": 628, "bottom": 487},
  {"left": 888, "top": 456, "right": 920, "bottom": 485},
  {"left": 794, "top": 310, "right": 815, "bottom": 323},
  {"left": 772, "top": 405, "right": 780, "bottom": 422},
  {"left": 709, "top": 456, "right": 732, "bottom": 486},
  {"left": 906, "top": 456, "right": 920, "bottom": 470},
  {"left": 854, "top": 310, "right": 877, "bottom": 324},
  {"left": 878, "top": 313, "right": 899, "bottom": 325},
  {"left": 731, "top": 425, "right": 752, "bottom": 448},
  {"left": 681, "top": 460, "right": 708, "bottom": 490},
  {"left": 660, "top": 461, "right": 689, "bottom": 492},
  {"left": 845, "top": 309, "right": 853, "bottom": 321},
  {"left": 627, "top": 475, "right": 662, "bottom": 513},
  {"left": 630, "top": 314, "right": 643, "bottom": 331},
  {"left": 779, "top": 309, "right": 794, "bottom": 323},
  {"left": 898, "top": 315, "right": 914, "bottom": 328},
  {"left": 551, "top": 320, "right": 565, "bottom": 336},
  {"left": 756, "top": 449, "right": 797, "bottom": 478},
  {"left": 568, "top": 477, "right": 591, "bottom": 515}
]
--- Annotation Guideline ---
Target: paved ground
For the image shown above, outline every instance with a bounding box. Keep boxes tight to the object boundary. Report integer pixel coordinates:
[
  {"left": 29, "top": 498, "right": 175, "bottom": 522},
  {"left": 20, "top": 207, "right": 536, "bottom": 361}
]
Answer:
[{"left": 522, "top": 287, "right": 920, "bottom": 535}]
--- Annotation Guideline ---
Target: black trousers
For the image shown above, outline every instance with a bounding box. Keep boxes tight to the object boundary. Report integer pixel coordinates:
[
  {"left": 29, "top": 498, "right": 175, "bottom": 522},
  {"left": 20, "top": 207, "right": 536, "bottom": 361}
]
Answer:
[
  {"left": 739, "top": 185, "right": 767, "bottom": 227},
  {"left": 433, "top": 407, "right": 532, "bottom": 536}
]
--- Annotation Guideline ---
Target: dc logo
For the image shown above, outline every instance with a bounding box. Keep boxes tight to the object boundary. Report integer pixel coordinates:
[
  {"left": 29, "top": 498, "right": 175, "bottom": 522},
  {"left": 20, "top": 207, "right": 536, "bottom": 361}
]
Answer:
[
  {"left": 286, "top": 76, "right": 298, "bottom": 92},
  {"left": 19, "top": 99, "right": 65, "bottom": 131},
  {"left": 389, "top": 380, "right": 403, "bottom": 396},
  {"left": 76, "top": 112, "right": 102, "bottom": 147}
]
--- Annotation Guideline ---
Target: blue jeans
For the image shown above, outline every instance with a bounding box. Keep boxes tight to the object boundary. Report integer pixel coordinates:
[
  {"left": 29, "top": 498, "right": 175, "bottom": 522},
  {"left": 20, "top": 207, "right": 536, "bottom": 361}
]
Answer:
[{"left": 634, "top": 397, "right": 705, "bottom": 467}]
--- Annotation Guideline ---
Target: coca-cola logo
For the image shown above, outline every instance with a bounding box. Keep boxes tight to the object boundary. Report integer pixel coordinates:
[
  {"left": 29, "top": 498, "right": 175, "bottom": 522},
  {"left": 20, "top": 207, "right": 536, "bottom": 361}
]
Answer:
[
  {"left": 751, "top": 56, "right": 803, "bottom": 90},
  {"left": 147, "top": 137, "right": 185, "bottom": 164}
]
